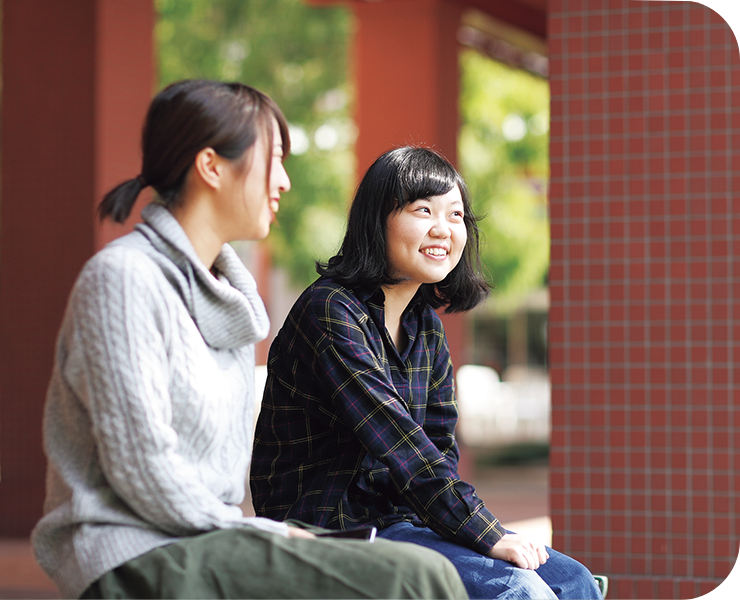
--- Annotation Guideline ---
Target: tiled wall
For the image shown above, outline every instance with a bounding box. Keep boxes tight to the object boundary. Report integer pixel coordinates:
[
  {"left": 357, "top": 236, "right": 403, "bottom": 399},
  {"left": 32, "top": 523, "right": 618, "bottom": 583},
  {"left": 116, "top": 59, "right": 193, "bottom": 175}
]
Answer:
[{"left": 548, "top": 1, "right": 739, "bottom": 597}]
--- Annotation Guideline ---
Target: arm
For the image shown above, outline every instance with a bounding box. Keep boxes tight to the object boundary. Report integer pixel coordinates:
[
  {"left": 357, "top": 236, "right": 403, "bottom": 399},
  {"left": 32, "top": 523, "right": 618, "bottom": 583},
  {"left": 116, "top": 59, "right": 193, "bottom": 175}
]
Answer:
[
  {"left": 61, "top": 248, "right": 287, "bottom": 537},
  {"left": 423, "top": 321, "right": 549, "bottom": 568}
]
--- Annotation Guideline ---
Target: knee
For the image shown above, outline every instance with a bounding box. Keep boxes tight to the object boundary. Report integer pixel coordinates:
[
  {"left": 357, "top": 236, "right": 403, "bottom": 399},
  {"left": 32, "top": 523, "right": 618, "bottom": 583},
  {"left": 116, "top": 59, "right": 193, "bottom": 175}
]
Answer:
[
  {"left": 503, "top": 569, "right": 558, "bottom": 600},
  {"left": 539, "top": 553, "right": 603, "bottom": 599}
]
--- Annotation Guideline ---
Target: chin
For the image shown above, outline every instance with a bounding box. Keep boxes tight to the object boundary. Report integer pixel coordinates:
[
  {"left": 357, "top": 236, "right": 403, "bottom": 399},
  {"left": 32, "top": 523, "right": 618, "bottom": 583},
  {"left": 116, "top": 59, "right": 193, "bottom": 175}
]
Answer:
[{"left": 243, "top": 224, "right": 270, "bottom": 242}]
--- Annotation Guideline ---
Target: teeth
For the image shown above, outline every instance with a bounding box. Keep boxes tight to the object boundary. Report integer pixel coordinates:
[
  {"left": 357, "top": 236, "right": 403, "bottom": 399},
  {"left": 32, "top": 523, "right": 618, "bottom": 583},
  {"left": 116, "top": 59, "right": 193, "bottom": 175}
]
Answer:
[
  {"left": 423, "top": 248, "right": 447, "bottom": 256},
  {"left": 269, "top": 199, "right": 279, "bottom": 213}
]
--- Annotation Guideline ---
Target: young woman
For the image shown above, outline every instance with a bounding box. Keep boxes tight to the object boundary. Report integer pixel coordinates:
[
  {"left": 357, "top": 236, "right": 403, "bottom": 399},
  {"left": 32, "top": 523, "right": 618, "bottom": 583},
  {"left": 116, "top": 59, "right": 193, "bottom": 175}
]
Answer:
[
  {"left": 251, "top": 146, "right": 603, "bottom": 600},
  {"left": 31, "top": 82, "right": 468, "bottom": 600}
]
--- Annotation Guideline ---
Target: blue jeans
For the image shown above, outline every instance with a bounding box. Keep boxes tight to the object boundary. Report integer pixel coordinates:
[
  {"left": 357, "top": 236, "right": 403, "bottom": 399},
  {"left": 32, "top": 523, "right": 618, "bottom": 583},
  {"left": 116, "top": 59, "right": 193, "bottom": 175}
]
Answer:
[{"left": 378, "top": 522, "right": 603, "bottom": 600}]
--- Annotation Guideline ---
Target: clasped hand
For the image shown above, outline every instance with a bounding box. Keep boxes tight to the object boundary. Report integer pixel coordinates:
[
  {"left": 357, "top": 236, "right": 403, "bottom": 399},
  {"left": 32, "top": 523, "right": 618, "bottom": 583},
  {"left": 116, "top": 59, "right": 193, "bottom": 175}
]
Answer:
[{"left": 487, "top": 533, "right": 549, "bottom": 570}]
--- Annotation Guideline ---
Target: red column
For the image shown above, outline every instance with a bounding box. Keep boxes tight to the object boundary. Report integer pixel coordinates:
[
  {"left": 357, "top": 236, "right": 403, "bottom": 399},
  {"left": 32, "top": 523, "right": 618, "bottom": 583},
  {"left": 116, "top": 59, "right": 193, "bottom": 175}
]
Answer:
[
  {"left": 351, "top": 0, "right": 463, "bottom": 172},
  {"left": 549, "top": 1, "right": 739, "bottom": 597},
  {"left": 349, "top": 0, "right": 469, "bottom": 366},
  {"left": 0, "top": 0, "right": 154, "bottom": 536}
]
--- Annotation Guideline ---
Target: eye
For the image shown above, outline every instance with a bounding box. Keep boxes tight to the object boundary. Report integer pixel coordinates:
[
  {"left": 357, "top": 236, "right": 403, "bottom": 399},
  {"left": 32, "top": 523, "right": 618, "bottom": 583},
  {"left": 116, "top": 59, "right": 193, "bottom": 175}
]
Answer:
[{"left": 408, "top": 201, "right": 431, "bottom": 214}]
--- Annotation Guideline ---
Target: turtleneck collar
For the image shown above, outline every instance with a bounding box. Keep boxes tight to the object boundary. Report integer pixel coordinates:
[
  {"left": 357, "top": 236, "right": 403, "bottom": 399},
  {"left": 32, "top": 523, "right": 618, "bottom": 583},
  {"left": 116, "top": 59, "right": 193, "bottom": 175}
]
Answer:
[{"left": 113, "top": 203, "right": 270, "bottom": 349}]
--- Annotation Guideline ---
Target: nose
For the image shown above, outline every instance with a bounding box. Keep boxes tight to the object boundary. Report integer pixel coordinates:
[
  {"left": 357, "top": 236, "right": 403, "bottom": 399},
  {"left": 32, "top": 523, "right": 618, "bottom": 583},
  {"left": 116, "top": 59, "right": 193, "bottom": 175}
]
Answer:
[
  {"left": 275, "top": 161, "right": 291, "bottom": 193},
  {"left": 429, "top": 215, "right": 451, "bottom": 238}
]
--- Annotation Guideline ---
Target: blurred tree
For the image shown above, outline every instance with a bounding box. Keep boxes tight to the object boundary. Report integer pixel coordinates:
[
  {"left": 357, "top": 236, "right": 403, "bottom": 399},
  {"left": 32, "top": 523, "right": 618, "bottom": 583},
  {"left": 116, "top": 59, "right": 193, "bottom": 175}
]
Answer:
[
  {"left": 155, "top": 2, "right": 549, "bottom": 301},
  {"left": 156, "top": 0, "right": 354, "bottom": 288},
  {"left": 459, "top": 49, "right": 550, "bottom": 306}
]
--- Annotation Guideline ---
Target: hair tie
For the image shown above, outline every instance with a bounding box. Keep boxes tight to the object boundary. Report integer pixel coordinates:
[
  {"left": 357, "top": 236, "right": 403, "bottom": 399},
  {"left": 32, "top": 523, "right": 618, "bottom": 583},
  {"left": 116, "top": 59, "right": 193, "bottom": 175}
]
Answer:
[{"left": 135, "top": 174, "right": 147, "bottom": 187}]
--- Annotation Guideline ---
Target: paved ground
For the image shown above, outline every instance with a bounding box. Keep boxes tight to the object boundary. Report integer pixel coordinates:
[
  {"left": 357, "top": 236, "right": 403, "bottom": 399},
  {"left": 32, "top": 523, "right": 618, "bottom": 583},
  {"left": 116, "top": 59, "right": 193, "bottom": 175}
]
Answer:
[{"left": 0, "top": 463, "right": 550, "bottom": 599}]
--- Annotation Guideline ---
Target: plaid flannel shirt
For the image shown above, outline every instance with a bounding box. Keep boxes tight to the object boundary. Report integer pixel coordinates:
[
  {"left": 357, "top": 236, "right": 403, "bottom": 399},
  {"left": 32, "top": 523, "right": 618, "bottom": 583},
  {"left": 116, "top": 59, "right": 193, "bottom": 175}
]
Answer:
[{"left": 250, "top": 278, "right": 506, "bottom": 555}]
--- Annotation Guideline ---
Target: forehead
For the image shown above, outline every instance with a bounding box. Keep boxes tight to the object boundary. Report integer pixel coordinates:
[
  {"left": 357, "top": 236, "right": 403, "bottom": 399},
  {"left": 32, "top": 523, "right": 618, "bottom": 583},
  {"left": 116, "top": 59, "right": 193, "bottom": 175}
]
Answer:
[{"left": 419, "top": 186, "right": 463, "bottom": 205}]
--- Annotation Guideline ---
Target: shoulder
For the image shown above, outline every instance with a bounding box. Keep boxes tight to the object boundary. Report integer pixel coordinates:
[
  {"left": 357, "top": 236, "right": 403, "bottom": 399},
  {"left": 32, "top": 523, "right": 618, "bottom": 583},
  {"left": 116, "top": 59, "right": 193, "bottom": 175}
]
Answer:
[
  {"left": 296, "top": 278, "right": 368, "bottom": 319},
  {"left": 69, "top": 238, "right": 175, "bottom": 318},
  {"left": 77, "top": 242, "right": 161, "bottom": 290},
  {"left": 279, "top": 279, "right": 374, "bottom": 352}
]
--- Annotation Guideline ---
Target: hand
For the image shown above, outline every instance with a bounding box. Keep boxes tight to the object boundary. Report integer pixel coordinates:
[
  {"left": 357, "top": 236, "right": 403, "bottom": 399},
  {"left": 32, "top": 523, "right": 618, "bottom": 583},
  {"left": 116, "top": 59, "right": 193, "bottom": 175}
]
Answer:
[
  {"left": 486, "top": 533, "right": 549, "bottom": 570},
  {"left": 287, "top": 525, "right": 316, "bottom": 539}
]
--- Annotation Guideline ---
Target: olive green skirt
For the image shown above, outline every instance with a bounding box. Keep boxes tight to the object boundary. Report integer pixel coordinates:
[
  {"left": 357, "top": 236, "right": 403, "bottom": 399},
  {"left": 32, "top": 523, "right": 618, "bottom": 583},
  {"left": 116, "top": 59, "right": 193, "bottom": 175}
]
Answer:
[{"left": 80, "top": 524, "right": 468, "bottom": 599}]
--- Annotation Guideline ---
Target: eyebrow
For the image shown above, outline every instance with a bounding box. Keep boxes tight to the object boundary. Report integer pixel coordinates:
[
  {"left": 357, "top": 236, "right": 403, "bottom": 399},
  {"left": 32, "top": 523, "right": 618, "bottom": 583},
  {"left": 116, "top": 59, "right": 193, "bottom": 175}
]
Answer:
[{"left": 412, "top": 197, "right": 464, "bottom": 206}]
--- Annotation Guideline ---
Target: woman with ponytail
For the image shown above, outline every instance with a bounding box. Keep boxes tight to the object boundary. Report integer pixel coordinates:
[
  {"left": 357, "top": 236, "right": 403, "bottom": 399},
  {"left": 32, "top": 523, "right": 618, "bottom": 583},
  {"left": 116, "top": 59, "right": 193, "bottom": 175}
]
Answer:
[{"left": 31, "top": 80, "right": 467, "bottom": 600}]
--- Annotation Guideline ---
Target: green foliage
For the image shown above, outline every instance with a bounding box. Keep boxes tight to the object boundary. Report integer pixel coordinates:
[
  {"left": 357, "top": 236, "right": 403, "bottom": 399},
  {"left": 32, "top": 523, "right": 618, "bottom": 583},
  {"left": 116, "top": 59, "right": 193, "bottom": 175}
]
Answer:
[
  {"left": 155, "top": 3, "right": 550, "bottom": 299},
  {"left": 155, "top": 0, "right": 354, "bottom": 287},
  {"left": 459, "top": 50, "right": 550, "bottom": 306}
]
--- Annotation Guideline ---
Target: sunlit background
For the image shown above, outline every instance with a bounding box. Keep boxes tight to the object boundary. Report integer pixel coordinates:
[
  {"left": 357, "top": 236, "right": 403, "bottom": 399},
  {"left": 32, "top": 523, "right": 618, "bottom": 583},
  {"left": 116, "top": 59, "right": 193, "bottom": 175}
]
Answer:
[{"left": 157, "top": 0, "right": 550, "bottom": 367}]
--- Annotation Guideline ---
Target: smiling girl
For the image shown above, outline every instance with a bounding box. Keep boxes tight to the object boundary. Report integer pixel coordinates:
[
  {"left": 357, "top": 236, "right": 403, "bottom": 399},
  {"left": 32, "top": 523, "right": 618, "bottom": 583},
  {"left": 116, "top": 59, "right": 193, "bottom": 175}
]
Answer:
[{"left": 251, "top": 146, "right": 603, "bottom": 600}]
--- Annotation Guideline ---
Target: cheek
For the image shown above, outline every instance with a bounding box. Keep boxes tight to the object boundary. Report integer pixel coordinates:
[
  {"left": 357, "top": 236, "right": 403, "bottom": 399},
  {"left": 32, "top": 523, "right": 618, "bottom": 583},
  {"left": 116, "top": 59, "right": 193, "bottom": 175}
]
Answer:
[{"left": 452, "top": 227, "right": 468, "bottom": 261}]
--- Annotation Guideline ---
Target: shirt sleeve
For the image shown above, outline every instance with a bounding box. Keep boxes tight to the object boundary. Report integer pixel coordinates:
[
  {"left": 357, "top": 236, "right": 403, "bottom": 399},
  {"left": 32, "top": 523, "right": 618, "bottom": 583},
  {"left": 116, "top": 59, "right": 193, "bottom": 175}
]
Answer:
[
  {"left": 59, "top": 247, "right": 288, "bottom": 538},
  {"left": 307, "top": 290, "right": 506, "bottom": 554}
]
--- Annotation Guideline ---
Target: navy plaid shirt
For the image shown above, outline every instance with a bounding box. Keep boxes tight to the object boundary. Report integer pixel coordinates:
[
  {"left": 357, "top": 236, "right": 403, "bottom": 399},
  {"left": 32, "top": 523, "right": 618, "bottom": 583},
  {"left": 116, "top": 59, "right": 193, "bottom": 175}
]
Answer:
[{"left": 250, "top": 277, "right": 506, "bottom": 555}]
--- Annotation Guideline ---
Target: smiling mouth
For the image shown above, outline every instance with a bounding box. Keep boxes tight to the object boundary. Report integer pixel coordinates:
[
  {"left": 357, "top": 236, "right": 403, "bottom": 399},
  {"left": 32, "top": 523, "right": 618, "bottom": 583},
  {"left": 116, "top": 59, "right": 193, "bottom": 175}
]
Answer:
[
  {"left": 421, "top": 248, "right": 448, "bottom": 257},
  {"left": 269, "top": 199, "right": 280, "bottom": 214}
]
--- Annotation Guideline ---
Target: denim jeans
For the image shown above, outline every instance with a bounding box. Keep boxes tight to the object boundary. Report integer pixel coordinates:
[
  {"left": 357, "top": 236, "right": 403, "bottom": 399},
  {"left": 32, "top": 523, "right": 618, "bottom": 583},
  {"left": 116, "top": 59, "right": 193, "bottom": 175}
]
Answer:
[{"left": 378, "top": 522, "right": 603, "bottom": 600}]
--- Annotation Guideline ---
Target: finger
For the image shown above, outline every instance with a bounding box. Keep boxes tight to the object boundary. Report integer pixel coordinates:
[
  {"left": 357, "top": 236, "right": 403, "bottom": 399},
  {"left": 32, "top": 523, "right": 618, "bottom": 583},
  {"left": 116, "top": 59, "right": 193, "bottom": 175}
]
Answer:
[
  {"left": 522, "top": 543, "right": 538, "bottom": 570},
  {"left": 512, "top": 551, "right": 531, "bottom": 569},
  {"left": 516, "top": 548, "right": 536, "bottom": 570},
  {"left": 287, "top": 527, "right": 316, "bottom": 539}
]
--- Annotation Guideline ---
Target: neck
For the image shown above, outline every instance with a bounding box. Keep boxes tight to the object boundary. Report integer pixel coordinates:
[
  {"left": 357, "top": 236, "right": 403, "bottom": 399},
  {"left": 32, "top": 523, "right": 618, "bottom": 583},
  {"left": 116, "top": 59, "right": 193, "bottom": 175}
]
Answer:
[
  {"left": 169, "top": 195, "right": 224, "bottom": 269},
  {"left": 381, "top": 281, "right": 419, "bottom": 350}
]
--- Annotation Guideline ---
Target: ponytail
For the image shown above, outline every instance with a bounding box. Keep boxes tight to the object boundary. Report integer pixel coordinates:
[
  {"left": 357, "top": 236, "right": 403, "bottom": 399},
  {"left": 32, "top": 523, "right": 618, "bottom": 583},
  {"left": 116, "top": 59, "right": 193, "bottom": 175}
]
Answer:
[
  {"left": 96, "top": 79, "right": 290, "bottom": 224},
  {"left": 98, "top": 175, "right": 148, "bottom": 223}
]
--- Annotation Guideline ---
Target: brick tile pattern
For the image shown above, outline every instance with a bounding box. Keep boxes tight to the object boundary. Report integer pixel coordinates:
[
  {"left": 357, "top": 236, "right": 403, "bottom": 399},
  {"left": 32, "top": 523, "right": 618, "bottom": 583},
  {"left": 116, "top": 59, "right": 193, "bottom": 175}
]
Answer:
[{"left": 548, "top": 1, "right": 739, "bottom": 598}]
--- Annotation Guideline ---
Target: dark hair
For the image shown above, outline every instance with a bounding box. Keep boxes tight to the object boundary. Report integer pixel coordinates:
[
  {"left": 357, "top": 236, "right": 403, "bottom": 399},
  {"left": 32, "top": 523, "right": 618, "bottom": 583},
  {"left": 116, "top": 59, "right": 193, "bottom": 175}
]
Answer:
[
  {"left": 317, "top": 146, "right": 490, "bottom": 313},
  {"left": 99, "top": 80, "right": 290, "bottom": 222}
]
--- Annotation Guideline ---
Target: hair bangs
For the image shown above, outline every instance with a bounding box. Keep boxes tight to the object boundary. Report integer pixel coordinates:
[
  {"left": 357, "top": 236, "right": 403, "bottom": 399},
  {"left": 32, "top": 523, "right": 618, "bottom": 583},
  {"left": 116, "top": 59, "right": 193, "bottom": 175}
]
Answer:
[{"left": 394, "top": 150, "right": 458, "bottom": 210}]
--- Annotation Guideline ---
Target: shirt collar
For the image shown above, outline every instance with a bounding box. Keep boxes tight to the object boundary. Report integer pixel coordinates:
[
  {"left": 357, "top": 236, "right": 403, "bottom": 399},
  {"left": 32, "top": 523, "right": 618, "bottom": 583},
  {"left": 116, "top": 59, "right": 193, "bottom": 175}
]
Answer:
[{"left": 354, "top": 283, "right": 424, "bottom": 317}]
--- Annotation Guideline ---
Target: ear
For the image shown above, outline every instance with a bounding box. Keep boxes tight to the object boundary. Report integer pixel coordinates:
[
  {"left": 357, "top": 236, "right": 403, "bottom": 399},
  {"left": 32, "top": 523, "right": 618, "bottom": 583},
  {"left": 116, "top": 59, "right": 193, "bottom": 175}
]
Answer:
[{"left": 192, "top": 147, "right": 224, "bottom": 191}]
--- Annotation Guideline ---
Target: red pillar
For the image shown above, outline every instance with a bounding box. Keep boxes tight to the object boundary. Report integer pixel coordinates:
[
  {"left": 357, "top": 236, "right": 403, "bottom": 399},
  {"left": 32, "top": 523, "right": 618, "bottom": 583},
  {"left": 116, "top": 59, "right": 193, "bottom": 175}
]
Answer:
[
  {"left": 349, "top": 0, "right": 469, "bottom": 367},
  {"left": 0, "top": 0, "right": 154, "bottom": 536},
  {"left": 549, "top": 1, "right": 739, "bottom": 597},
  {"left": 351, "top": 0, "right": 463, "bottom": 172}
]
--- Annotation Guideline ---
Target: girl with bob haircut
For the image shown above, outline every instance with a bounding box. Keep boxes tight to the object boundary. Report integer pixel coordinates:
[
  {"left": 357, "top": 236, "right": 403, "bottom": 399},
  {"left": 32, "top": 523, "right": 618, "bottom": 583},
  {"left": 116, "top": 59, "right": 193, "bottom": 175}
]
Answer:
[
  {"left": 251, "top": 146, "right": 603, "bottom": 600},
  {"left": 317, "top": 145, "right": 488, "bottom": 312},
  {"left": 31, "top": 83, "right": 467, "bottom": 600}
]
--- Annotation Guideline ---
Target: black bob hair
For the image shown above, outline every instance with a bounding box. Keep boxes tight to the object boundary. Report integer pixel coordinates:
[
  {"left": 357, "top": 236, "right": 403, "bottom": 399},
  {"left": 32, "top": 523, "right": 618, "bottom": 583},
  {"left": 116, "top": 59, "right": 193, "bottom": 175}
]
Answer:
[{"left": 317, "top": 146, "right": 490, "bottom": 313}]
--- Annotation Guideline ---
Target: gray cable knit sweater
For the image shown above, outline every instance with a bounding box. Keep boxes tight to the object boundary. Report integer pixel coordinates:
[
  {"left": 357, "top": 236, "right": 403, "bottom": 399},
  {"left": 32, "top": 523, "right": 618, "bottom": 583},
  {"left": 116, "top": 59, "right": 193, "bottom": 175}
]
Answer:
[{"left": 31, "top": 203, "right": 289, "bottom": 599}]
